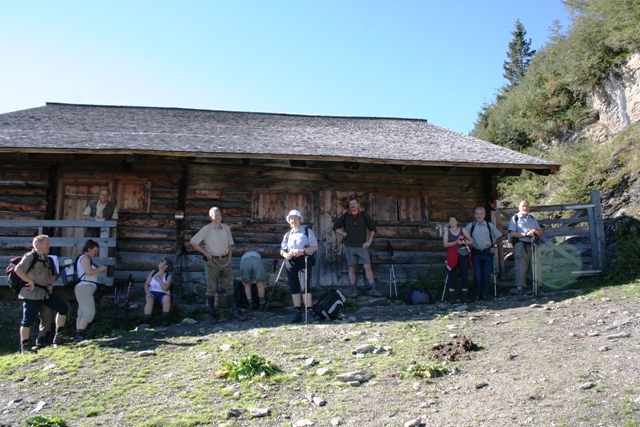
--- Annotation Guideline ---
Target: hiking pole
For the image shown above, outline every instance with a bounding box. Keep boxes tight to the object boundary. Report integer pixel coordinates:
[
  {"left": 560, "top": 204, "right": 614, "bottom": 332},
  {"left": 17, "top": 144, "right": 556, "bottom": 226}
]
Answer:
[
  {"left": 124, "top": 275, "right": 134, "bottom": 324},
  {"left": 531, "top": 236, "right": 538, "bottom": 297},
  {"left": 264, "top": 259, "right": 285, "bottom": 310},
  {"left": 441, "top": 272, "right": 449, "bottom": 302},
  {"left": 387, "top": 241, "right": 397, "bottom": 298},
  {"left": 112, "top": 279, "right": 121, "bottom": 325},
  {"left": 303, "top": 255, "right": 308, "bottom": 324},
  {"left": 493, "top": 253, "right": 497, "bottom": 299}
]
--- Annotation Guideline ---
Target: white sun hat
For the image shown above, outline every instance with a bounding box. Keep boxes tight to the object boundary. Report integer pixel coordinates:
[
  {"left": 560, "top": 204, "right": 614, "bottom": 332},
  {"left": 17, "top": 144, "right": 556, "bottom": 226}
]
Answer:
[{"left": 286, "top": 209, "right": 303, "bottom": 222}]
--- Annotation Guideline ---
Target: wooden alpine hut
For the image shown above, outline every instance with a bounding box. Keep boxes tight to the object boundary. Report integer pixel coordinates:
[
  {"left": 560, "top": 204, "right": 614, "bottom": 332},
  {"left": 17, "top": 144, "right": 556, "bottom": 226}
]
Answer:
[{"left": 0, "top": 103, "right": 558, "bottom": 298}]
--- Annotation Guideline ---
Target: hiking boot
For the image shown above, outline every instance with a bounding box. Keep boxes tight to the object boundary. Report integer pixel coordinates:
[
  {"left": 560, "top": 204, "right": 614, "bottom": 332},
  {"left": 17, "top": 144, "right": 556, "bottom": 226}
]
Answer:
[
  {"left": 33, "top": 336, "right": 49, "bottom": 350},
  {"left": 53, "top": 331, "right": 73, "bottom": 345},
  {"left": 517, "top": 288, "right": 526, "bottom": 301},
  {"left": 305, "top": 308, "right": 317, "bottom": 323},
  {"left": 349, "top": 287, "right": 359, "bottom": 299},
  {"left": 259, "top": 302, "right": 266, "bottom": 312},
  {"left": 232, "top": 310, "right": 247, "bottom": 321},
  {"left": 21, "top": 343, "right": 36, "bottom": 354},
  {"left": 368, "top": 287, "right": 382, "bottom": 297},
  {"left": 247, "top": 301, "right": 254, "bottom": 312},
  {"left": 74, "top": 335, "right": 86, "bottom": 344},
  {"left": 289, "top": 309, "right": 302, "bottom": 323},
  {"left": 209, "top": 310, "right": 221, "bottom": 324}
]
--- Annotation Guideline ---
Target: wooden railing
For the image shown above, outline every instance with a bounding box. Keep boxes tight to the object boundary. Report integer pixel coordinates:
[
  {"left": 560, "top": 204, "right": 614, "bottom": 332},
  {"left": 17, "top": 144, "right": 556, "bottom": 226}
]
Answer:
[
  {"left": 494, "top": 190, "right": 605, "bottom": 285},
  {"left": 0, "top": 220, "right": 117, "bottom": 287}
]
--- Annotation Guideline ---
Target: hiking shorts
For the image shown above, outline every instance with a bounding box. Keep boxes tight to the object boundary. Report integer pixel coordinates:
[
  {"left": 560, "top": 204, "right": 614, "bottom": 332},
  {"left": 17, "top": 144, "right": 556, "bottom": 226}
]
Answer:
[
  {"left": 241, "top": 256, "right": 267, "bottom": 283},
  {"left": 344, "top": 247, "right": 371, "bottom": 266}
]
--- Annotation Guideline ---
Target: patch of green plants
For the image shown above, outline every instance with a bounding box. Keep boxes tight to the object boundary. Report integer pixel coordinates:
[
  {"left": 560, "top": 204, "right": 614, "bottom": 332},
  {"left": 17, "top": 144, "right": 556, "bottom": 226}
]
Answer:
[
  {"left": 216, "top": 354, "right": 282, "bottom": 381},
  {"left": 405, "top": 361, "right": 450, "bottom": 378},
  {"left": 25, "top": 415, "right": 68, "bottom": 427}
]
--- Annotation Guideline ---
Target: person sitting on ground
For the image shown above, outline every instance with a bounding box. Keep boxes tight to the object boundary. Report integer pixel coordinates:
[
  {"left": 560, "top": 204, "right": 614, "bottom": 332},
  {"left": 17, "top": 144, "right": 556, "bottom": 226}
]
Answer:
[
  {"left": 280, "top": 209, "right": 318, "bottom": 323},
  {"left": 443, "top": 215, "right": 474, "bottom": 303},
  {"left": 74, "top": 239, "right": 108, "bottom": 342},
  {"left": 15, "top": 235, "right": 72, "bottom": 354},
  {"left": 143, "top": 258, "right": 174, "bottom": 326},
  {"left": 240, "top": 251, "right": 267, "bottom": 312}
]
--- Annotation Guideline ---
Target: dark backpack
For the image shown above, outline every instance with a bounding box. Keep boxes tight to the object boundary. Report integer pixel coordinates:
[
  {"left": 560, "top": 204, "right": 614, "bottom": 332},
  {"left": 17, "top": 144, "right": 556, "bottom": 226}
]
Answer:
[
  {"left": 404, "top": 288, "right": 431, "bottom": 305},
  {"left": 313, "top": 289, "right": 346, "bottom": 320},
  {"left": 6, "top": 251, "right": 56, "bottom": 293}
]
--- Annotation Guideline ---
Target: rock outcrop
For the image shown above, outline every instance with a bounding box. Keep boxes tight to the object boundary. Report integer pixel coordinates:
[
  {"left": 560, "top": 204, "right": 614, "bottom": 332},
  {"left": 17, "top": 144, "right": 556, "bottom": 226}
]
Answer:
[{"left": 584, "top": 52, "right": 640, "bottom": 142}]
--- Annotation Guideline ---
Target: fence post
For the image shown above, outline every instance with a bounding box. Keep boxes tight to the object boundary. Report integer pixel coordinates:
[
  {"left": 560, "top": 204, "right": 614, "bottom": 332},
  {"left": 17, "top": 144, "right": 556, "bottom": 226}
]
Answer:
[{"left": 590, "top": 190, "right": 605, "bottom": 270}]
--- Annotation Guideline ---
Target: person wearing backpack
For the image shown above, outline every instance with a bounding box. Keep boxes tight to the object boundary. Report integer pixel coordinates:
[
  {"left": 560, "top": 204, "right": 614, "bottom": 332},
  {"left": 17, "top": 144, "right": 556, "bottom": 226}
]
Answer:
[
  {"left": 280, "top": 209, "right": 318, "bottom": 323},
  {"left": 465, "top": 207, "right": 503, "bottom": 300},
  {"left": 143, "top": 258, "right": 173, "bottom": 326},
  {"left": 332, "top": 196, "right": 379, "bottom": 298},
  {"left": 74, "top": 239, "right": 108, "bottom": 342},
  {"left": 443, "top": 215, "right": 474, "bottom": 303},
  {"left": 15, "top": 235, "right": 72, "bottom": 354},
  {"left": 508, "top": 200, "right": 543, "bottom": 300}
]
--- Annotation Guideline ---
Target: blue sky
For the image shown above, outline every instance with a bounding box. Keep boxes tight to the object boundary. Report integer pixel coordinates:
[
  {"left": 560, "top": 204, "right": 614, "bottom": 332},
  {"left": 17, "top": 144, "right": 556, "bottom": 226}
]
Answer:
[{"left": 0, "top": 1, "right": 569, "bottom": 135}]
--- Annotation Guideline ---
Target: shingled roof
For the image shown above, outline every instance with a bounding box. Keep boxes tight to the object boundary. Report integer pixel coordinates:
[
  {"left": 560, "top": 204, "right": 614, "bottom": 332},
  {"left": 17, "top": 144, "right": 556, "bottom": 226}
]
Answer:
[{"left": 0, "top": 103, "right": 558, "bottom": 172}]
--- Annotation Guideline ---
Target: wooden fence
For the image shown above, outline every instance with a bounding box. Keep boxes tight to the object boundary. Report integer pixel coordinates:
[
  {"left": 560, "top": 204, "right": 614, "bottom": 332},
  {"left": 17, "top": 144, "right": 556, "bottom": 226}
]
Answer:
[{"left": 494, "top": 190, "right": 605, "bottom": 287}]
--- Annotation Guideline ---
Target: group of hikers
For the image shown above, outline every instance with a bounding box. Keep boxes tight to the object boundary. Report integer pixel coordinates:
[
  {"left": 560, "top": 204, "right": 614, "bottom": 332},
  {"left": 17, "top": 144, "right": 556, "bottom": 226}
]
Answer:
[{"left": 12, "top": 191, "right": 542, "bottom": 354}]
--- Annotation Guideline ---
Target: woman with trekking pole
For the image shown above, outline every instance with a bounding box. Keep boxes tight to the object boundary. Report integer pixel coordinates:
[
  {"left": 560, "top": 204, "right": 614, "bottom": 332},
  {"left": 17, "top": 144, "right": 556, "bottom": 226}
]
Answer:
[{"left": 280, "top": 210, "right": 318, "bottom": 323}]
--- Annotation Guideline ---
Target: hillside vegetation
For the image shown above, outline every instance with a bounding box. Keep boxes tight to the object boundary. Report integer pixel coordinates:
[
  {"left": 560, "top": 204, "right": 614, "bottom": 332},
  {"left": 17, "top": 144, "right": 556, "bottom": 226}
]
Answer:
[{"left": 472, "top": 0, "right": 640, "bottom": 210}]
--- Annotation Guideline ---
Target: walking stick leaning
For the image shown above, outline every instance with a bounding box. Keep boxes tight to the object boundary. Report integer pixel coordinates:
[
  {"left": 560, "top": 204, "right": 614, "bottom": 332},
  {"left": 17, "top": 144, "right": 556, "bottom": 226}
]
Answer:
[
  {"left": 265, "top": 259, "right": 285, "bottom": 310},
  {"left": 387, "top": 241, "right": 398, "bottom": 298},
  {"left": 441, "top": 272, "right": 449, "bottom": 302}
]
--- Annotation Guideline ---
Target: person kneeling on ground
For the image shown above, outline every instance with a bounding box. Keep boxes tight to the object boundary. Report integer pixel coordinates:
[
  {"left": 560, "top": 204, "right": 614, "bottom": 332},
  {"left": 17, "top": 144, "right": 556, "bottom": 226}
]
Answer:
[{"left": 143, "top": 258, "right": 173, "bottom": 326}]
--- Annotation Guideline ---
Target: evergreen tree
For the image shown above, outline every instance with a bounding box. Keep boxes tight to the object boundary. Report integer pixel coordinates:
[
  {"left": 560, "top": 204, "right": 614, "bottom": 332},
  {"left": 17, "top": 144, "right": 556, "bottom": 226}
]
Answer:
[{"left": 503, "top": 20, "right": 536, "bottom": 88}]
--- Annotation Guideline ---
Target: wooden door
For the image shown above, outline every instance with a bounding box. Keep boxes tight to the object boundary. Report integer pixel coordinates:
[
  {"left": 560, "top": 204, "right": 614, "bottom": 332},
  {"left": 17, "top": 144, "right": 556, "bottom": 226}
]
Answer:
[
  {"left": 58, "top": 182, "right": 113, "bottom": 257},
  {"left": 317, "top": 191, "right": 367, "bottom": 287}
]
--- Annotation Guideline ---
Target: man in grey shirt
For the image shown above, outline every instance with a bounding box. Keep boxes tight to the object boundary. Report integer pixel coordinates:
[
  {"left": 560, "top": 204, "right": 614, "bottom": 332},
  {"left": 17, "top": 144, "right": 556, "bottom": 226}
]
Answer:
[{"left": 465, "top": 207, "right": 502, "bottom": 300}]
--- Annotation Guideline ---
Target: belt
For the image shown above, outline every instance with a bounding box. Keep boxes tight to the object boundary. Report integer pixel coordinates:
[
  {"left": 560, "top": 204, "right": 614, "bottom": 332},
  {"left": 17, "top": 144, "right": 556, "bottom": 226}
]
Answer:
[
  {"left": 211, "top": 255, "right": 228, "bottom": 258},
  {"left": 472, "top": 248, "right": 492, "bottom": 253}
]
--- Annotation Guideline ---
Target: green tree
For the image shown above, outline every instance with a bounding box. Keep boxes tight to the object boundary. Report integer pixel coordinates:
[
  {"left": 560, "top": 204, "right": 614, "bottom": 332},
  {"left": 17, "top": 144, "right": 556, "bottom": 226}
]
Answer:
[{"left": 502, "top": 20, "right": 536, "bottom": 88}]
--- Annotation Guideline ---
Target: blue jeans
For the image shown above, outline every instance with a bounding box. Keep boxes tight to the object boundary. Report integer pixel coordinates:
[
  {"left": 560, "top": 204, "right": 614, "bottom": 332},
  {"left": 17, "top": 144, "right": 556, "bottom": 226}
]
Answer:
[{"left": 472, "top": 250, "right": 493, "bottom": 298}]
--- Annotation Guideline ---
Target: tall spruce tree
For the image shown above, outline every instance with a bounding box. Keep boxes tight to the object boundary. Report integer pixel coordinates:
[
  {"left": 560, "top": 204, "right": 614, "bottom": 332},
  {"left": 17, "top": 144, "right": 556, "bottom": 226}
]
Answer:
[{"left": 503, "top": 20, "right": 536, "bottom": 88}]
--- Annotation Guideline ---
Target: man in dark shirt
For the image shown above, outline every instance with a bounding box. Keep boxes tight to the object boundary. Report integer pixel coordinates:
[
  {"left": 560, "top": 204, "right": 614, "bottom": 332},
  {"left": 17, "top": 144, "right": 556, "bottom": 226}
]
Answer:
[{"left": 332, "top": 196, "right": 378, "bottom": 297}]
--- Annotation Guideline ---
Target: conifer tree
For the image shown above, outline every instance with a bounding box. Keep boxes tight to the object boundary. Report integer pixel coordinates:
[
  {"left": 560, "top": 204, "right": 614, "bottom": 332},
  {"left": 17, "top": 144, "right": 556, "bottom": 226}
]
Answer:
[{"left": 503, "top": 20, "right": 536, "bottom": 88}]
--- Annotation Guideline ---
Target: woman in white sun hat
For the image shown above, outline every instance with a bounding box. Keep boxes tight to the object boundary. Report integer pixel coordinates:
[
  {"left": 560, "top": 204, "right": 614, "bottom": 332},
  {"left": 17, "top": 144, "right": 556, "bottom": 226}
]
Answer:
[{"left": 280, "top": 209, "right": 319, "bottom": 323}]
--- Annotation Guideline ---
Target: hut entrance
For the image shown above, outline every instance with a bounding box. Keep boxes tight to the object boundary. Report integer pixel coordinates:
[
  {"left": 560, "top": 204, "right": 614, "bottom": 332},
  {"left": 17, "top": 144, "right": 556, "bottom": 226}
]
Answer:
[{"left": 57, "top": 181, "right": 114, "bottom": 257}]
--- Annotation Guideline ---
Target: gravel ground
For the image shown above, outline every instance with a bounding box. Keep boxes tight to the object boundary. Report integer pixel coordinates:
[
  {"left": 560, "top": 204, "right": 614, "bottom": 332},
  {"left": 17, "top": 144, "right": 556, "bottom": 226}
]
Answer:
[{"left": 1, "top": 287, "right": 639, "bottom": 427}]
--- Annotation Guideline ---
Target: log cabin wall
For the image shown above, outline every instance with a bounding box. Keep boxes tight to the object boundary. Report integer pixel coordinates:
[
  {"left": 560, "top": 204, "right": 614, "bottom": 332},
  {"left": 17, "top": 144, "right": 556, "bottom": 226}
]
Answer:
[
  {"left": 182, "top": 158, "right": 494, "bottom": 295},
  {"left": 0, "top": 153, "right": 496, "bottom": 301}
]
